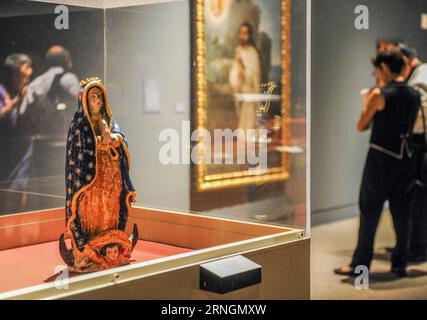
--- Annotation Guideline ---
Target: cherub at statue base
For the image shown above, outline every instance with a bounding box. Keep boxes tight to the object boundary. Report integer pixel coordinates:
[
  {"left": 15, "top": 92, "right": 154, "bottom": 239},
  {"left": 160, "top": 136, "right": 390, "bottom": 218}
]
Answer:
[{"left": 60, "top": 225, "right": 138, "bottom": 272}]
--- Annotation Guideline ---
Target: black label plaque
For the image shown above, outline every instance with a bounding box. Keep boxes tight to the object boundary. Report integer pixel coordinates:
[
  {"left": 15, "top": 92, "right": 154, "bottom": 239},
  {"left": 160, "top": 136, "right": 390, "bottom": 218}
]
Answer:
[{"left": 199, "top": 255, "right": 262, "bottom": 294}]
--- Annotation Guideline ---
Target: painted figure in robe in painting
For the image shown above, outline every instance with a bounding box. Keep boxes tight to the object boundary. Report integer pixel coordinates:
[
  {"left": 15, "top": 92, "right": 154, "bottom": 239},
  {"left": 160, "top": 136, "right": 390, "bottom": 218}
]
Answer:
[
  {"left": 229, "top": 22, "right": 261, "bottom": 132},
  {"left": 59, "top": 77, "right": 138, "bottom": 272}
]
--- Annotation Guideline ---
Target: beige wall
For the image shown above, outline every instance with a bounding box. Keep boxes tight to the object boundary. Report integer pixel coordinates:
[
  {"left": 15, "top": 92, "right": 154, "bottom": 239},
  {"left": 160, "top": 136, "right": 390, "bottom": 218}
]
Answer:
[{"left": 105, "top": 1, "right": 191, "bottom": 211}]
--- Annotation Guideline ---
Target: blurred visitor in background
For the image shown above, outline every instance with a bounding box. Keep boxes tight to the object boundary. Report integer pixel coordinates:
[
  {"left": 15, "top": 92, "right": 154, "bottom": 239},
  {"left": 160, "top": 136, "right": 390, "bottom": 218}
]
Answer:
[
  {"left": 0, "top": 53, "right": 32, "bottom": 133},
  {"left": 399, "top": 43, "right": 427, "bottom": 262},
  {"left": 0, "top": 53, "right": 33, "bottom": 188},
  {"left": 335, "top": 49, "right": 421, "bottom": 277},
  {"left": 20, "top": 45, "right": 79, "bottom": 136},
  {"left": 19, "top": 45, "right": 79, "bottom": 179}
]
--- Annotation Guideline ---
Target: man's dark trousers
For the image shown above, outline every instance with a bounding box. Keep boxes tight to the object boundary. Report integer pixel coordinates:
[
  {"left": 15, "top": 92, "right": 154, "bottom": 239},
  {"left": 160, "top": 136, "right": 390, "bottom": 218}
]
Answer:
[{"left": 351, "top": 149, "right": 416, "bottom": 270}]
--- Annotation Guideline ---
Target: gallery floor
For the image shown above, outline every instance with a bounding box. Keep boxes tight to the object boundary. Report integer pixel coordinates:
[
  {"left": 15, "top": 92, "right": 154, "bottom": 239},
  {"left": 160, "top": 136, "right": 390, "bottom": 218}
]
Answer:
[{"left": 311, "top": 212, "right": 427, "bottom": 300}]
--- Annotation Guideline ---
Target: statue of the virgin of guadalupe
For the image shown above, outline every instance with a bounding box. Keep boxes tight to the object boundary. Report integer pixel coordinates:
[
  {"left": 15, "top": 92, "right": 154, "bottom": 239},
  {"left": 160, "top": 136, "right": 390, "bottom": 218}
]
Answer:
[{"left": 59, "top": 77, "right": 138, "bottom": 272}]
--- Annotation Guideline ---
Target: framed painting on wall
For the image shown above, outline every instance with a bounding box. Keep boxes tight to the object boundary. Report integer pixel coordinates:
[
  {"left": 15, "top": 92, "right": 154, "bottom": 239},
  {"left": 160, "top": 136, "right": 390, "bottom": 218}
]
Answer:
[{"left": 191, "top": 0, "right": 292, "bottom": 191}]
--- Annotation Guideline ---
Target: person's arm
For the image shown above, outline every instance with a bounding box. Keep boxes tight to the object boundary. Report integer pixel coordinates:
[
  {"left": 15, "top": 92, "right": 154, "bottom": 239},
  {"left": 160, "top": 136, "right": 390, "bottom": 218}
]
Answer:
[
  {"left": 0, "top": 94, "right": 11, "bottom": 118},
  {"left": 357, "top": 87, "right": 385, "bottom": 132},
  {"left": 60, "top": 73, "right": 80, "bottom": 99},
  {"left": 0, "top": 94, "right": 19, "bottom": 119}
]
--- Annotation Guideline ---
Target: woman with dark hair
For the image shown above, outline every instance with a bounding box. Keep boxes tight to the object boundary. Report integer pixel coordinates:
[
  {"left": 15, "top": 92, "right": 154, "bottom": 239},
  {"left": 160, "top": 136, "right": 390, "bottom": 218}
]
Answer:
[
  {"left": 335, "top": 49, "right": 421, "bottom": 277},
  {"left": 0, "top": 54, "right": 33, "bottom": 190},
  {"left": 0, "top": 53, "right": 32, "bottom": 125}
]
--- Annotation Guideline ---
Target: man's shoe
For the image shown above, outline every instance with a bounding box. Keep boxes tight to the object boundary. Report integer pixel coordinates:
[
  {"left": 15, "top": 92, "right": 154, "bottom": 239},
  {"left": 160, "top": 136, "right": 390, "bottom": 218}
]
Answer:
[
  {"left": 391, "top": 267, "right": 408, "bottom": 278},
  {"left": 334, "top": 267, "right": 357, "bottom": 277}
]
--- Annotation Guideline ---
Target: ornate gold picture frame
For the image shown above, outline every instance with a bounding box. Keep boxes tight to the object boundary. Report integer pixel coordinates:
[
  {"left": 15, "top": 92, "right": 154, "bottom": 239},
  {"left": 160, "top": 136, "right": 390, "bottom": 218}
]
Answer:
[{"left": 191, "top": 0, "right": 292, "bottom": 192}]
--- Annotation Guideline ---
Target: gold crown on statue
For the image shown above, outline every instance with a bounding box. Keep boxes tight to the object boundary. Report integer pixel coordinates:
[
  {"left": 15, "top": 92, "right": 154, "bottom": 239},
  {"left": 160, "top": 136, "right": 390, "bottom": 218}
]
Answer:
[{"left": 80, "top": 77, "right": 102, "bottom": 88}]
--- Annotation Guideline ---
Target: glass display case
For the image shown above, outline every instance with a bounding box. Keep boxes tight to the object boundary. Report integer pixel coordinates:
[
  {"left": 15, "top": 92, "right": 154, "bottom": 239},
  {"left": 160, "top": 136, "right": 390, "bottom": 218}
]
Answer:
[{"left": 0, "top": 0, "right": 310, "bottom": 299}]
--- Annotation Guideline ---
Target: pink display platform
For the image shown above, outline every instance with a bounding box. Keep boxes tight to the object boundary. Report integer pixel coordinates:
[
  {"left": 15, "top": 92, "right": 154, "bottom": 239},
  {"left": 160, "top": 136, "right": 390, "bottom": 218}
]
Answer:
[
  {"left": 0, "top": 239, "right": 193, "bottom": 294},
  {"left": 0, "top": 207, "right": 305, "bottom": 299}
]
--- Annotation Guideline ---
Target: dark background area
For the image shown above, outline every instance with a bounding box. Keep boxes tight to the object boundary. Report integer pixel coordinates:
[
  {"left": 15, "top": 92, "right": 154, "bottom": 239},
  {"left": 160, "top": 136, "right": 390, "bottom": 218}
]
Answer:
[{"left": 0, "top": 0, "right": 104, "bottom": 84}]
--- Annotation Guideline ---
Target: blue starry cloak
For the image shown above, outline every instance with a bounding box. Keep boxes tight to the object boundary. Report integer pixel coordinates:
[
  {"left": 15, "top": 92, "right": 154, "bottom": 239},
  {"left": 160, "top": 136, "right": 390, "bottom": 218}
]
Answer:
[{"left": 64, "top": 80, "right": 136, "bottom": 254}]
